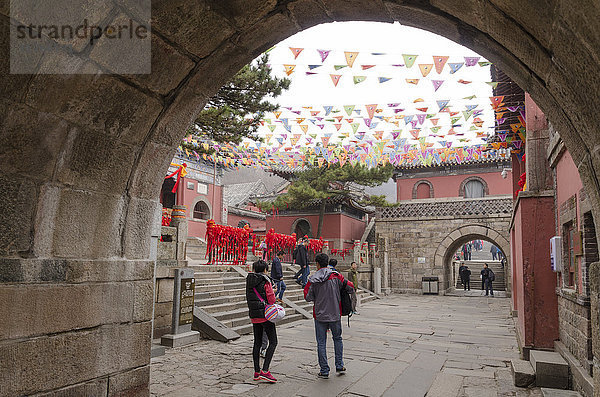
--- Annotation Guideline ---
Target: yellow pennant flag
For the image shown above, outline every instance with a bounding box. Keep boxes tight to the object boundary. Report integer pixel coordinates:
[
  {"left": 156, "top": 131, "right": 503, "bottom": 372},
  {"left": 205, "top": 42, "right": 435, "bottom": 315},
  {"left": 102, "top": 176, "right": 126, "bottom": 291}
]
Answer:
[{"left": 344, "top": 51, "right": 359, "bottom": 67}]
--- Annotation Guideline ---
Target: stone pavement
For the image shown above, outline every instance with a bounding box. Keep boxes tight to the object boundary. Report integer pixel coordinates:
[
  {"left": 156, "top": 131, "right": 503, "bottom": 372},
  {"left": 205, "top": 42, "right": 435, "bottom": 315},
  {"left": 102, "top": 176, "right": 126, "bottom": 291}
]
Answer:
[{"left": 150, "top": 295, "right": 541, "bottom": 396}]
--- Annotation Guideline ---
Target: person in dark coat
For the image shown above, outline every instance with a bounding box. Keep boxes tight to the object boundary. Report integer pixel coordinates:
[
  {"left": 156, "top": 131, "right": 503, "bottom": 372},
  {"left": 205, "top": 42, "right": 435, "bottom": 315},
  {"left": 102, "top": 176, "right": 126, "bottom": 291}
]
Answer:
[
  {"left": 246, "top": 260, "right": 278, "bottom": 383},
  {"left": 294, "top": 238, "right": 310, "bottom": 286},
  {"left": 481, "top": 263, "right": 494, "bottom": 296},
  {"left": 461, "top": 266, "right": 471, "bottom": 291},
  {"left": 271, "top": 251, "right": 286, "bottom": 303}
]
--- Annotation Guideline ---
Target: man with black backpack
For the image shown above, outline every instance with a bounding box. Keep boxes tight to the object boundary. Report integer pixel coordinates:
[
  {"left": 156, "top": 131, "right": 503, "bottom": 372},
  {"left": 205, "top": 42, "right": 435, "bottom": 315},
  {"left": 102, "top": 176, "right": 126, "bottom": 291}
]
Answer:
[{"left": 304, "top": 253, "right": 355, "bottom": 379}]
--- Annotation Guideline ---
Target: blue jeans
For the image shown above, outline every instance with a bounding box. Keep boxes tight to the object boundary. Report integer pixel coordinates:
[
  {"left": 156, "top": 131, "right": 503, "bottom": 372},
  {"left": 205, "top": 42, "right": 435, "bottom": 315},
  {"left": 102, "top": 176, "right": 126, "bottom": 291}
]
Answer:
[
  {"left": 314, "top": 319, "right": 344, "bottom": 375},
  {"left": 299, "top": 266, "right": 309, "bottom": 286},
  {"left": 274, "top": 280, "right": 286, "bottom": 299}
]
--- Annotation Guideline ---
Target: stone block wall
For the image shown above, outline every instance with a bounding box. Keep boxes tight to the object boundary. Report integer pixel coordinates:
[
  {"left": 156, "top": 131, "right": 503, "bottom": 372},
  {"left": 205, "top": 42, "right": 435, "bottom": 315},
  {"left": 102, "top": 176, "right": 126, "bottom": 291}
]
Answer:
[
  {"left": 557, "top": 290, "right": 593, "bottom": 374},
  {"left": 375, "top": 214, "right": 511, "bottom": 294}
]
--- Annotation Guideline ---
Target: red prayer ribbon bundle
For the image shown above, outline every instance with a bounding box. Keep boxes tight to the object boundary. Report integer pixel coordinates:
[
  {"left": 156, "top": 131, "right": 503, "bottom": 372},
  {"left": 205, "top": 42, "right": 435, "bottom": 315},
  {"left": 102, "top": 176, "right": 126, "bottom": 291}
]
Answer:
[{"left": 205, "top": 220, "right": 252, "bottom": 265}]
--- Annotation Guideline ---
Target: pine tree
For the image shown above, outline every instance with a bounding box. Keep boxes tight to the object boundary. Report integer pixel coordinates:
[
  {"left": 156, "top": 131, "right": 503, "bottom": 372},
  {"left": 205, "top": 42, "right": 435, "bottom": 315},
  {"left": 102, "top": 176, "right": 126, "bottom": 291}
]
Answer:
[
  {"left": 265, "top": 163, "right": 394, "bottom": 237},
  {"left": 185, "top": 54, "right": 290, "bottom": 149}
]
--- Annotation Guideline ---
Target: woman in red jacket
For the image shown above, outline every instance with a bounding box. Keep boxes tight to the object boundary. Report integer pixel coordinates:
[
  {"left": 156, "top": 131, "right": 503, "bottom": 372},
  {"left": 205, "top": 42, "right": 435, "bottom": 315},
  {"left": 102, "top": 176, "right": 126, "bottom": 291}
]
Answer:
[{"left": 245, "top": 260, "right": 278, "bottom": 383}]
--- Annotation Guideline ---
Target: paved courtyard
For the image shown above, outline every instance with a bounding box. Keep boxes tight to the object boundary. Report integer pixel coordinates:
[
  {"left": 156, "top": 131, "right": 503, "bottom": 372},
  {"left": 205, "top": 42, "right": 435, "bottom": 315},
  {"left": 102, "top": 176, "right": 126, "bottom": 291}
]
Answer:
[{"left": 150, "top": 294, "right": 541, "bottom": 396}]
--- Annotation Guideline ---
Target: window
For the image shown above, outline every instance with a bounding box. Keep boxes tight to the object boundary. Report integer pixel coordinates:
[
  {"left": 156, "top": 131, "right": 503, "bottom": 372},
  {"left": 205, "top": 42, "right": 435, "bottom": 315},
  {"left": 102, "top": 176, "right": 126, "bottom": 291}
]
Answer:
[
  {"left": 464, "top": 180, "right": 485, "bottom": 198},
  {"left": 193, "top": 201, "right": 210, "bottom": 220},
  {"left": 563, "top": 221, "right": 576, "bottom": 288}
]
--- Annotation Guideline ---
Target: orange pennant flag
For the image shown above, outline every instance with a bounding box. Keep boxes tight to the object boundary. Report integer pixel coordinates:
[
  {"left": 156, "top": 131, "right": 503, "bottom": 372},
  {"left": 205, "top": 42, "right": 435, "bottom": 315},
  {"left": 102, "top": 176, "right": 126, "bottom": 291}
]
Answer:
[
  {"left": 489, "top": 96, "right": 505, "bottom": 109},
  {"left": 299, "top": 125, "right": 308, "bottom": 134},
  {"left": 344, "top": 51, "right": 359, "bottom": 67},
  {"left": 334, "top": 124, "right": 342, "bottom": 131},
  {"left": 406, "top": 78, "right": 420, "bottom": 85},
  {"left": 330, "top": 74, "right": 342, "bottom": 87},
  {"left": 289, "top": 47, "right": 304, "bottom": 59},
  {"left": 283, "top": 64, "right": 296, "bottom": 75},
  {"left": 433, "top": 55, "right": 449, "bottom": 74},
  {"left": 418, "top": 64, "right": 433, "bottom": 77}
]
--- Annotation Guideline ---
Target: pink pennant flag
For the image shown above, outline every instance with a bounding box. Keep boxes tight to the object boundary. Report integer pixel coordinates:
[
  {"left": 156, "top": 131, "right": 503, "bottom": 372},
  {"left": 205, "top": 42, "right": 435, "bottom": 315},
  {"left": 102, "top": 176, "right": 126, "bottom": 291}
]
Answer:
[
  {"left": 330, "top": 74, "right": 341, "bottom": 87},
  {"left": 365, "top": 104, "right": 377, "bottom": 120},
  {"left": 432, "top": 80, "right": 444, "bottom": 91},
  {"left": 318, "top": 49, "right": 331, "bottom": 63},
  {"left": 464, "top": 56, "right": 480, "bottom": 67}
]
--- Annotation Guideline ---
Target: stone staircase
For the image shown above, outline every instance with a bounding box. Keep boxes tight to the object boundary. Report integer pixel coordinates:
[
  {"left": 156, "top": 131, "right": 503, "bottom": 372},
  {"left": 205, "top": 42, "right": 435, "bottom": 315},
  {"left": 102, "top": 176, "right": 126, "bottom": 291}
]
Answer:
[
  {"left": 455, "top": 260, "right": 506, "bottom": 291},
  {"left": 192, "top": 264, "right": 378, "bottom": 336},
  {"left": 186, "top": 237, "right": 207, "bottom": 261}
]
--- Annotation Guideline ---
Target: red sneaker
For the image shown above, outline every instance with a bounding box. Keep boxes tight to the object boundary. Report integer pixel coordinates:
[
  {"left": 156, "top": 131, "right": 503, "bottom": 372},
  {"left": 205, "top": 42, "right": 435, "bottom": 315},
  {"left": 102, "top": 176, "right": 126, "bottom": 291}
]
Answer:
[
  {"left": 259, "top": 371, "right": 277, "bottom": 383},
  {"left": 253, "top": 372, "right": 260, "bottom": 381}
]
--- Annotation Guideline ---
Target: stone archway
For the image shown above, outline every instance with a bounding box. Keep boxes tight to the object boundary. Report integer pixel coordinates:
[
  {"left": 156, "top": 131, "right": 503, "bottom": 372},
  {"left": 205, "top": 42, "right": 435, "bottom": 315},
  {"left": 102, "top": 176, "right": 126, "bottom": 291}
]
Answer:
[
  {"left": 434, "top": 224, "right": 511, "bottom": 292},
  {"left": 458, "top": 176, "right": 490, "bottom": 198},
  {"left": 291, "top": 217, "right": 312, "bottom": 238},
  {"left": 3, "top": 2, "right": 600, "bottom": 395},
  {"left": 412, "top": 180, "right": 435, "bottom": 199}
]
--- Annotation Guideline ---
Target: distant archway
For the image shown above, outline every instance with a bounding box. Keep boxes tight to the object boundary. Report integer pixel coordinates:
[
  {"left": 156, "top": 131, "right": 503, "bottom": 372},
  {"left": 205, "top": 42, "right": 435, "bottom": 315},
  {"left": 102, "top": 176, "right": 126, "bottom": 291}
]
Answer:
[
  {"left": 292, "top": 218, "right": 312, "bottom": 238},
  {"left": 435, "top": 224, "right": 510, "bottom": 292}
]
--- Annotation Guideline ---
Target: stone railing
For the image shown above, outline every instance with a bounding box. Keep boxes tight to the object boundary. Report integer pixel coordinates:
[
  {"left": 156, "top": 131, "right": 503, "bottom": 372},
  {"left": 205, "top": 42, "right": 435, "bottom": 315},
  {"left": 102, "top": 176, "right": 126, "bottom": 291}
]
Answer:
[{"left": 376, "top": 196, "right": 513, "bottom": 219}]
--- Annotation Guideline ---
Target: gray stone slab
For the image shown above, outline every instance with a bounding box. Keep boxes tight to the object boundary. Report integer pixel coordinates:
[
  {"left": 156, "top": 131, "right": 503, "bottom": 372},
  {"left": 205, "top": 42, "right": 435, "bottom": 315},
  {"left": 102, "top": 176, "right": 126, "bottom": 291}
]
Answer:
[
  {"left": 412, "top": 352, "right": 446, "bottom": 371},
  {"left": 511, "top": 359, "right": 535, "bottom": 387},
  {"left": 192, "top": 306, "right": 240, "bottom": 342},
  {"left": 382, "top": 365, "right": 438, "bottom": 397},
  {"left": 160, "top": 330, "right": 200, "bottom": 348},
  {"left": 426, "top": 372, "right": 463, "bottom": 397},
  {"left": 540, "top": 388, "right": 582, "bottom": 397},
  {"left": 347, "top": 360, "right": 408, "bottom": 397},
  {"left": 530, "top": 351, "right": 568, "bottom": 389},
  {"left": 296, "top": 360, "right": 377, "bottom": 397}
]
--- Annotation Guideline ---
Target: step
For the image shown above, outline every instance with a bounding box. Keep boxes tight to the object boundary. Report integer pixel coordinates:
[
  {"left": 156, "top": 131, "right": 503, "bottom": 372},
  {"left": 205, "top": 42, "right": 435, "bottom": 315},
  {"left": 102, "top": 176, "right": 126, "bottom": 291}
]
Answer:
[
  {"left": 511, "top": 359, "right": 535, "bottom": 387},
  {"left": 530, "top": 350, "right": 569, "bottom": 389},
  {"left": 195, "top": 276, "right": 244, "bottom": 286},
  {"left": 196, "top": 281, "right": 246, "bottom": 292},
  {"left": 540, "top": 389, "right": 582, "bottom": 397},
  {"left": 195, "top": 294, "right": 246, "bottom": 308},
  {"left": 195, "top": 287, "right": 246, "bottom": 299},
  {"left": 197, "top": 300, "right": 247, "bottom": 314}
]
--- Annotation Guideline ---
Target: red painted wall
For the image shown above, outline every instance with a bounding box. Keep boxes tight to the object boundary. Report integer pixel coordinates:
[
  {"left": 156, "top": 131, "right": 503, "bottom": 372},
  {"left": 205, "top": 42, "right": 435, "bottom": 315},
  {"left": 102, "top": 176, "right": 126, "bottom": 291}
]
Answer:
[
  {"left": 177, "top": 176, "right": 223, "bottom": 240},
  {"left": 511, "top": 195, "right": 558, "bottom": 349},
  {"left": 555, "top": 150, "right": 585, "bottom": 291},
  {"left": 266, "top": 213, "right": 366, "bottom": 247},
  {"left": 227, "top": 213, "right": 266, "bottom": 234},
  {"left": 396, "top": 170, "right": 513, "bottom": 201}
]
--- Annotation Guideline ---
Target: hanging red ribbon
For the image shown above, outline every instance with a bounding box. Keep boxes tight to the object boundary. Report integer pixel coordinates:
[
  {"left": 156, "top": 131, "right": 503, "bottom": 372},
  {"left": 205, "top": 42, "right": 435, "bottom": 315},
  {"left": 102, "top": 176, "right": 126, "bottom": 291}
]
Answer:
[{"left": 165, "top": 162, "right": 188, "bottom": 193}]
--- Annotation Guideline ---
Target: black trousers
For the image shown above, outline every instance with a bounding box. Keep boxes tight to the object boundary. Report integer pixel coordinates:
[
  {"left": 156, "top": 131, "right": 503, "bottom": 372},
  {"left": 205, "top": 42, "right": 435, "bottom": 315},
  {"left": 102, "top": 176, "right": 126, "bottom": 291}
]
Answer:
[
  {"left": 461, "top": 278, "right": 470, "bottom": 290},
  {"left": 252, "top": 322, "right": 277, "bottom": 372}
]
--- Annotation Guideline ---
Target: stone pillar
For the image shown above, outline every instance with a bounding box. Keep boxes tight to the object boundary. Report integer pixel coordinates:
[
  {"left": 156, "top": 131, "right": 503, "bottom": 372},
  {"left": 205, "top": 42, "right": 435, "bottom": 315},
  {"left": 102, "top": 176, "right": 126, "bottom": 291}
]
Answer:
[
  {"left": 383, "top": 237, "right": 390, "bottom": 294},
  {"left": 525, "top": 94, "right": 553, "bottom": 192},
  {"left": 170, "top": 205, "right": 188, "bottom": 261},
  {"left": 588, "top": 262, "right": 600, "bottom": 396}
]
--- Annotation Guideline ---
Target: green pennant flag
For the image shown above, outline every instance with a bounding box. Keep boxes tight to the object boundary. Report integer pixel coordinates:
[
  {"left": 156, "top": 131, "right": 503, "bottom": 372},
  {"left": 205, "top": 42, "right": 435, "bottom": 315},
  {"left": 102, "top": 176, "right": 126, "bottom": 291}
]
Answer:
[
  {"left": 268, "top": 125, "right": 276, "bottom": 132},
  {"left": 431, "top": 126, "right": 441, "bottom": 133},
  {"left": 451, "top": 116, "right": 461, "bottom": 124},
  {"left": 463, "top": 95, "right": 476, "bottom": 100},
  {"left": 402, "top": 54, "right": 418, "bottom": 68},
  {"left": 353, "top": 76, "right": 367, "bottom": 84},
  {"left": 486, "top": 81, "right": 499, "bottom": 88},
  {"left": 334, "top": 65, "right": 348, "bottom": 70},
  {"left": 462, "top": 110, "right": 473, "bottom": 121},
  {"left": 351, "top": 123, "right": 360, "bottom": 134},
  {"left": 344, "top": 105, "right": 355, "bottom": 116},
  {"left": 478, "top": 61, "right": 492, "bottom": 67}
]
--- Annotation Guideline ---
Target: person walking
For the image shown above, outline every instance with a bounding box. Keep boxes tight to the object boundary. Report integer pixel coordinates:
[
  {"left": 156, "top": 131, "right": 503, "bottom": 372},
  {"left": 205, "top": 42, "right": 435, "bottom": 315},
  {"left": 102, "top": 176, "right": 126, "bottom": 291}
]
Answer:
[
  {"left": 304, "top": 253, "right": 355, "bottom": 379},
  {"left": 348, "top": 261, "right": 360, "bottom": 314},
  {"left": 458, "top": 262, "right": 466, "bottom": 288},
  {"left": 461, "top": 266, "right": 471, "bottom": 291},
  {"left": 481, "top": 263, "right": 494, "bottom": 296},
  {"left": 271, "top": 250, "right": 286, "bottom": 303},
  {"left": 259, "top": 239, "right": 268, "bottom": 260},
  {"left": 295, "top": 238, "right": 310, "bottom": 287},
  {"left": 490, "top": 245, "right": 498, "bottom": 260},
  {"left": 245, "top": 260, "right": 278, "bottom": 383}
]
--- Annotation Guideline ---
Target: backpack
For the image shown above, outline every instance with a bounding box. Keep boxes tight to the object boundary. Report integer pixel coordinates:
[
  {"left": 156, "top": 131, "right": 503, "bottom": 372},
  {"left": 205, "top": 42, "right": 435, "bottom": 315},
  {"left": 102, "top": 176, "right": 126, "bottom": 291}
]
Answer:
[
  {"left": 488, "top": 269, "right": 495, "bottom": 282},
  {"left": 340, "top": 279, "right": 357, "bottom": 326}
]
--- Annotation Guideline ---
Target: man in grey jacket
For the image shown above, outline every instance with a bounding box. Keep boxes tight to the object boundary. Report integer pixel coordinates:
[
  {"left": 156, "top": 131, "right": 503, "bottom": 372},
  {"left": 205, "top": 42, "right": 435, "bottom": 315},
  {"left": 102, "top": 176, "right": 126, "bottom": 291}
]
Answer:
[{"left": 304, "top": 253, "right": 355, "bottom": 379}]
